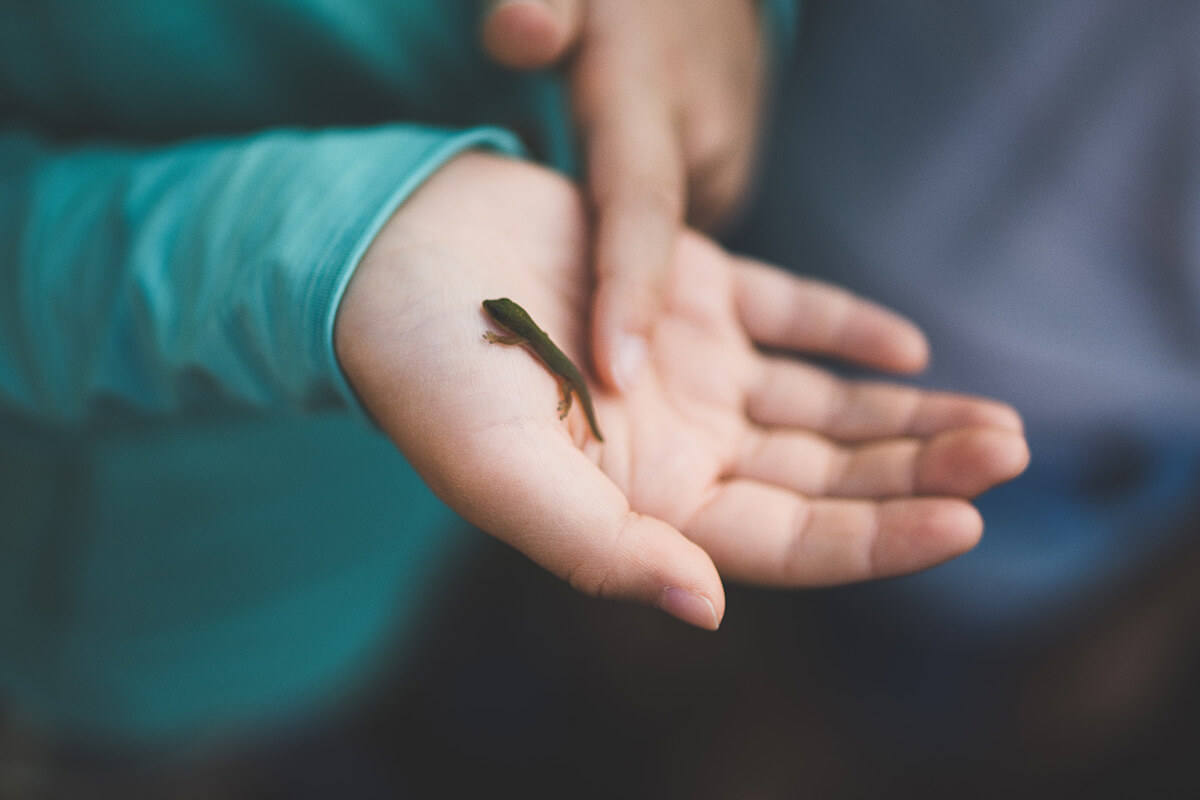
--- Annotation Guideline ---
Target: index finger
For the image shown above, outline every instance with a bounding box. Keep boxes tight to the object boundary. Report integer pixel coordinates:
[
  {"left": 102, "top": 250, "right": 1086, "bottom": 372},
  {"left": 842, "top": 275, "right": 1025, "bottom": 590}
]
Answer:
[
  {"left": 734, "top": 258, "right": 931, "bottom": 373},
  {"left": 573, "top": 43, "right": 686, "bottom": 392}
]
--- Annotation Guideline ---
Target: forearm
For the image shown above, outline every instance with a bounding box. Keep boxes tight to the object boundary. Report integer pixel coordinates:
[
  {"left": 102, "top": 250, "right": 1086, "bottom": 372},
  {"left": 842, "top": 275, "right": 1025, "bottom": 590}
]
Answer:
[{"left": 0, "top": 123, "right": 521, "bottom": 423}]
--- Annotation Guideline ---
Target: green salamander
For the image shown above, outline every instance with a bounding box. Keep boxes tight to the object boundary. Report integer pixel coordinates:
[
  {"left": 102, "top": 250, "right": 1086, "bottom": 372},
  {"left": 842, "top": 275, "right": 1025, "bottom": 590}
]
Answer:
[{"left": 482, "top": 298, "right": 604, "bottom": 442}]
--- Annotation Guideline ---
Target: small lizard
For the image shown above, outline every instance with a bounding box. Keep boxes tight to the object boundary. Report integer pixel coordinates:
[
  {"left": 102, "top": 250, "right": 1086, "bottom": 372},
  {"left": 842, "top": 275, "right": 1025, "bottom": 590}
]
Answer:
[{"left": 482, "top": 298, "right": 604, "bottom": 442}]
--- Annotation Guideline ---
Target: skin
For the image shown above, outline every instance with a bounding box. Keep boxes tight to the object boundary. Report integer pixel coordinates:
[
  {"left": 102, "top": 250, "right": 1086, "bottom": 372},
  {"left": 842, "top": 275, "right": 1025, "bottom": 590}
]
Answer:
[
  {"left": 334, "top": 152, "right": 1030, "bottom": 629},
  {"left": 480, "top": 0, "right": 765, "bottom": 392},
  {"left": 483, "top": 297, "right": 604, "bottom": 442}
]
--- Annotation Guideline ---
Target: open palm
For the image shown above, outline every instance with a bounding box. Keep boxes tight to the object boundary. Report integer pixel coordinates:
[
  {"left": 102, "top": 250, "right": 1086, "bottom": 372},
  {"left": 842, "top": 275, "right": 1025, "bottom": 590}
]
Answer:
[{"left": 335, "top": 152, "right": 1028, "bottom": 628}]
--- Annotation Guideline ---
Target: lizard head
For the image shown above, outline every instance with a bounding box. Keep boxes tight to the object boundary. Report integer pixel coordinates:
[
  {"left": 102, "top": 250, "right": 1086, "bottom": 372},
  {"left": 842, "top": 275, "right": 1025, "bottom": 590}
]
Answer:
[{"left": 482, "top": 297, "right": 537, "bottom": 334}]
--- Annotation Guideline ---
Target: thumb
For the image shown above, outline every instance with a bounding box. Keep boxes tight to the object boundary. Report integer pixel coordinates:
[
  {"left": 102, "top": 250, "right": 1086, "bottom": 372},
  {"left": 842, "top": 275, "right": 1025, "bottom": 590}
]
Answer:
[
  {"left": 452, "top": 433, "right": 725, "bottom": 630},
  {"left": 480, "top": 0, "right": 586, "bottom": 70}
]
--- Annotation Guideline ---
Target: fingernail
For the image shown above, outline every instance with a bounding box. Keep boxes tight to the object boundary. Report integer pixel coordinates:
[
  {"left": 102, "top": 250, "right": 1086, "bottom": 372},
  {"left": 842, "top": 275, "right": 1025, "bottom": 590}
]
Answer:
[
  {"left": 659, "top": 587, "right": 719, "bottom": 630},
  {"left": 613, "top": 335, "right": 647, "bottom": 393}
]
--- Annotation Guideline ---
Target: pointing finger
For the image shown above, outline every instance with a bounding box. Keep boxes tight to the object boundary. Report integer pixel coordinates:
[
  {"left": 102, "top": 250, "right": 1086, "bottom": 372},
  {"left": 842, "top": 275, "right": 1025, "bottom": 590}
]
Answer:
[{"left": 576, "top": 43, "right": 686, "bottom": 392}]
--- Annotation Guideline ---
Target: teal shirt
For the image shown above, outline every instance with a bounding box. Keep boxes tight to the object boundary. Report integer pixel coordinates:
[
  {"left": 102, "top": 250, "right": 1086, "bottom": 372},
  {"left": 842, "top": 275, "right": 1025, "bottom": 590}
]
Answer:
[{"left": 0, "top": 1, "right": 795, "bottom": 742}]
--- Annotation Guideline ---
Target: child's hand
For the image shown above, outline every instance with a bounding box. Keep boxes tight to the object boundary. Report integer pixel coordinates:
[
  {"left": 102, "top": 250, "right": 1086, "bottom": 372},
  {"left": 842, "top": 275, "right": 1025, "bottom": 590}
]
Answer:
[
  {"left": 481, "top": 0, "right": 769, "bottom": 392},
  {"left": 335, "top": 152, "right": 1029, "bottom": 629}
]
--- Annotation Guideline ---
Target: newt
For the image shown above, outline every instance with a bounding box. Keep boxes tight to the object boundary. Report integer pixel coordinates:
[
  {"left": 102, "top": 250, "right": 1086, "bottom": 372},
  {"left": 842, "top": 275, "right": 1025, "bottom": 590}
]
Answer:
[{"left": 482, "top": 298, "right": 604, "bottom": 442}]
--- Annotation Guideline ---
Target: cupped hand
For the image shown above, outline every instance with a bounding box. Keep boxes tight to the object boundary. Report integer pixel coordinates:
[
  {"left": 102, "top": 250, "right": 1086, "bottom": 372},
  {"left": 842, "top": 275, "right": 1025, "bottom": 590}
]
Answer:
[
  {"left": 334, "top": 152, "right": 1029, "bottom": 629},
  {"left": 480, "top": 0, "right": 769, "bottom": 391}
]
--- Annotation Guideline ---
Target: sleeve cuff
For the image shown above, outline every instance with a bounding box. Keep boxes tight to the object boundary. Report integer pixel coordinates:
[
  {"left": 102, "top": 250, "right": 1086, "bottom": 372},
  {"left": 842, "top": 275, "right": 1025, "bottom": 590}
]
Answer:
[{"left": 307, "top": 126, "right": 525, "bottom": 417}]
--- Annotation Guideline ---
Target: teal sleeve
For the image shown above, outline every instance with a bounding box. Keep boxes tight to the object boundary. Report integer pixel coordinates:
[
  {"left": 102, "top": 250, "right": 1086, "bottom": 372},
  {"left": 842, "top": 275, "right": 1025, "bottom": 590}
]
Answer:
[{"left": 0, "top": 123, "right": 523, "bottom": 423}]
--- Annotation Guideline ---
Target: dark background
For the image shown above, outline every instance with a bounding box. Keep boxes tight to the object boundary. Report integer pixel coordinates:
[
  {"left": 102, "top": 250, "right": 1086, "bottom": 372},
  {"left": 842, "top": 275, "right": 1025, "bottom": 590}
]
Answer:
[{"left": 6, "top": 519, "right": 1199, "bottom": 799}]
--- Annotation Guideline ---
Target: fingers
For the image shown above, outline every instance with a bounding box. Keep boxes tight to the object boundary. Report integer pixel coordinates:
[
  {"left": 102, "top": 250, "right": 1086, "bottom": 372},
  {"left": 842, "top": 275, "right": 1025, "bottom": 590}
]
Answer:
[
  {"left": 685, "top": 136, "right": 756, "bottom": 232},
  {"left": 738, "top": 361, "right": 1030, "bottom": 501},
  {"left": 480, "top": 0, "right": 586, "bottom": 69},
  {"left": 746, "top": 358, "right": 1025, "bottom": 440},
  {"left": 585, "top": 124, "right": 684, "bottom": 391},
  {"left": 483, "top": 0, "right": 687, "bottom": 394},
  {"left": 677, "top": 33, "right": 766, "bottom": 232},
  {"left": 734, "top": 259, "right": 930, "bottom": 372},
  {"left": 575, "top": 38, "right": 686, "bottom": 392},
  {"left": 685, "top": 480, "right": 984, "bottom": 586},
  {"left": 734, "top": 425, "right": 1031, "bottom": 500},
  {"left": 450, "top": 430, "right": 725, "bottom": 629}
]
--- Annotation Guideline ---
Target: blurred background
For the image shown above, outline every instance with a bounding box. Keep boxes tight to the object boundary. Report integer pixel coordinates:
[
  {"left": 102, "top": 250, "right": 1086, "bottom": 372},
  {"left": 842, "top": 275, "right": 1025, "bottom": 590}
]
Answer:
[{"left": 3, "top": 524, "right": 1199, "bottom": 798}]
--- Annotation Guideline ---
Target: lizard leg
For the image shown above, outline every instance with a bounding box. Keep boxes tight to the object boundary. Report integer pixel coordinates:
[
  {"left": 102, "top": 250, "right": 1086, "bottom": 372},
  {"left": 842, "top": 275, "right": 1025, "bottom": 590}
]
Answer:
[
  {"left": 484, "top": 331, "right": 524, "bottom": 345},
  {"left": 557, "top": 379, "right": 573, "bottom": 420}
]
